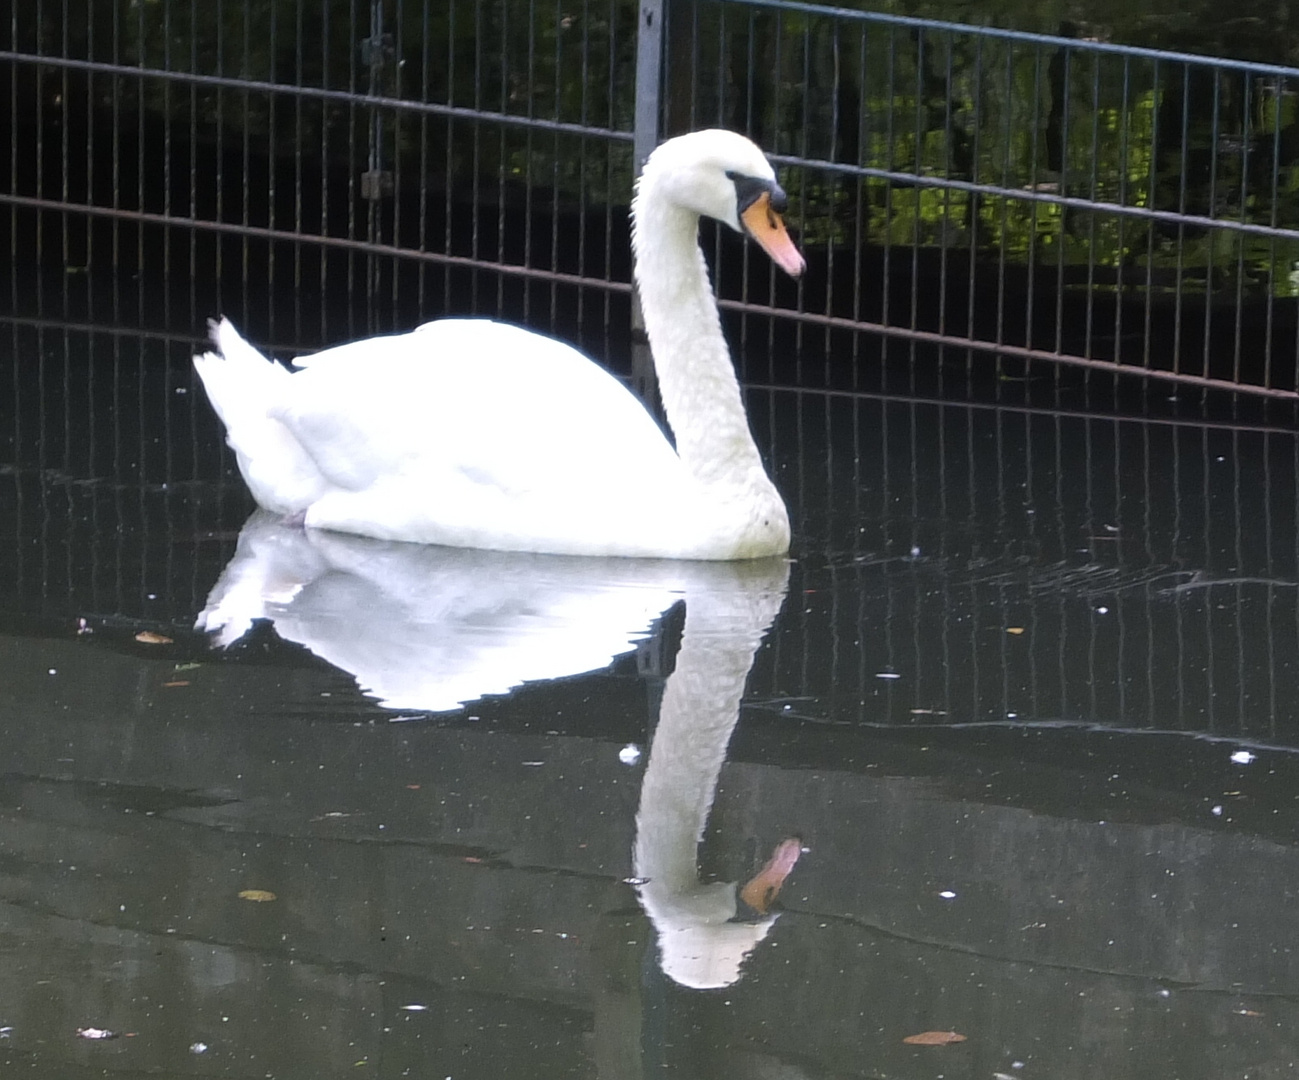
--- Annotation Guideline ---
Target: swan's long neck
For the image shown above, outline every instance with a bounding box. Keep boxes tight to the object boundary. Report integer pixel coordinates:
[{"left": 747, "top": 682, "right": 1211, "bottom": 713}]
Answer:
[{"left": 632, "top": 182, "right": 766, "bottom": 489}]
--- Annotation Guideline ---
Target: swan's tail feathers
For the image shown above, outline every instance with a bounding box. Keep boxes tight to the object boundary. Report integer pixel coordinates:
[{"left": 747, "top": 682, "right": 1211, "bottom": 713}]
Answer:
[
  {"left": 194, "top": 318, "right": 326, "bottom": 514},
  {"left": 193, "top": 317, "right": 288, "bottom": 428}
]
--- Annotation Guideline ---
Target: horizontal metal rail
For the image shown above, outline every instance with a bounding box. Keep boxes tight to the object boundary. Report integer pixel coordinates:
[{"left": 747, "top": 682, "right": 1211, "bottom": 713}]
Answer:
[
  {"left": 7, "top": 185, "right": 1291, "bottom": 399},
  {"left": 720, "top": 299, "right": 1299, "bottom": 399},
  {"left": 767, "top": 153, "right": 1299, "bottom": 244},
  {"left": 0, "top": 50, "right": 635, "bottom": 144},
  {"left": 0, "top": 192, "right": 635, "bottom": 295},
  {"left": 720, "top": 0, "right": 1299, "bottom": 79},
  {"left": 8, "top": 310, "right": 1290, "bottom": 435}
]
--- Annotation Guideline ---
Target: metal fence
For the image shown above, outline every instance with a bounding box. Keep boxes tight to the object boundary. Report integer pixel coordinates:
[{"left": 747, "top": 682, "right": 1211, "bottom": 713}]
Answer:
[
  {"left": 9, "top": 0, "right": 1299, "bottom": 409},
  {"left": 6, "top": 1, "right": 1299, "bottom": 742}
]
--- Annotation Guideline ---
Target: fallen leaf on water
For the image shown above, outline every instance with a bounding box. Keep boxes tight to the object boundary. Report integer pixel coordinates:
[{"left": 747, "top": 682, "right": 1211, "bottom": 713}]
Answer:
[
  {"left": 405, "top": 784, "right": 421, "bottom": 790},
  {"left": 739, "top": 837, "right": 804, "bottom": 914},
  {"left": 1006, "top": 626, "right": 1025, "bottom": 635},
  {"left": 238, "top": 889, "right": 277, "bottom": 902},
  {"left": 1234, "top": 1009, "right": 1264, "bottom": 1017},
  {"left": 903, "top": 1030, "right": 966, "bottom": 1046},
  {"left": 162, "top": 680, "right": 190, "bottom": 688},
  {"left": 909, "top": 708, "right": 948, "bottom": 716},
  {"left": 76, "top": 1027, "right": 118, "bottom": 1040},
  {"left": 174, "top": 662, "right": 201, "bottom": 672},
  {"left": 135, "top": 631, "right": 173, "bottom": 645}
]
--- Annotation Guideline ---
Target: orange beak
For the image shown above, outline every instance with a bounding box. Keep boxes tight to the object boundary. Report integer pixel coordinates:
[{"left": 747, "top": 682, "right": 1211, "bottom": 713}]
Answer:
[{"left": 741, "top": 193, "right": 805, "bottom": 277}]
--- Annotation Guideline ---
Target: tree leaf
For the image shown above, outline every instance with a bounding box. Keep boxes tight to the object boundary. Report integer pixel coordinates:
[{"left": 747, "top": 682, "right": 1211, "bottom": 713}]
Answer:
[{"left": 903, "top": 1030, "right": 967, "bottom": 1046}]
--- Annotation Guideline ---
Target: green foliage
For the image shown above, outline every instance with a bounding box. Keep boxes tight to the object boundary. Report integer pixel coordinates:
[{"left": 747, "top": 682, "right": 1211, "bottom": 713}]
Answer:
[{"left": 17, "top": 0, "right": 1299, "bottom": 299}]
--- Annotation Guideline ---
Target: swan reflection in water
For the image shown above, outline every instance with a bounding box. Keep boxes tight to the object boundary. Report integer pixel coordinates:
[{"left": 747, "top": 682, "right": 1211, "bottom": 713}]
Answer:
[{"left": 199, "top": 512, "right": 803, "bottom": 988}]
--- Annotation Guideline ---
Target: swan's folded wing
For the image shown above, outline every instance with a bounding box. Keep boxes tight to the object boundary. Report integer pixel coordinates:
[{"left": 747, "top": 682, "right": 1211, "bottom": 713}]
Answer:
[{"left": 273, "top": 319, "right": 684, "bottom": 501}]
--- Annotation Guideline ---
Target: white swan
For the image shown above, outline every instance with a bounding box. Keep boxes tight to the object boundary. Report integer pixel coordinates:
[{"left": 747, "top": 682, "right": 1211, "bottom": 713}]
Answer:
[{"left": 194, "top": 129, "right": 804, "bottom": 560}]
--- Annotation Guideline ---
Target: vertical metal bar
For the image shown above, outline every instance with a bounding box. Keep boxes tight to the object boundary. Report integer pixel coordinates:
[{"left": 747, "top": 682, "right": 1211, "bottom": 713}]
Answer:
[
  {"left": 882, "top": 26, "right": 896, "bottom": 348},
  {"left": 1053, "top": 45, "right": 1070, "bottom": 361},
  {"left": 293, "top": 0, "right": 304, "bottom": 341},
  {"left": 825, "top": 18, "right": 842, "bottom": 376},
  {"left": 365, "top": 0, "right": 384, "bottom": 320},
  {"left": 418, "top": 0, "right": 433, "bottom": 325},
  {"left": 1141, "top": 60, "right": 1160, "bottom": 375},
  {"left": 966, "top": 36, "right": 983, "bottom": 394},
  {"left": 495, "top": 0, "right": 507, "bottom": 316},
  {"left": 189, "top": 0, "right": 200, "bottom": 335},
  {"left": 470, "top": 0, "right": 482, "bottom": 313},
  {"left": 521, "top": 0, "right": 535, "bottom": 325},
  {"left": 1114, "top": 55, "right": 1131, "bottom": 371},
  {"left": 268, "top": 0, "right": 278, "bottom": 341},
  {"left": 550, "top": 0, "right": 563, "bottom": 332},
  {"left": 1171, "top": 63, "right": 1192, "bottom": 378},
  {"left": 740, "top": 7, "right": 756, "bottom": 372},
  {"left": 937, "top": 32, "right": 952, "bottom": 347},
  {"left": 769, "top": 8, "right": 783, "bottom": 369},
  {"left": 602, "top": 0, "right": 615, "bottom": 348},
  {"left": 135, "top": 0, "right": 146, "bottom": 328},
  {"left": 241, "top": 0, "right": 251, "bottom": 323},
  {"left": 60, "top": 0, "right": 70, "bottom": 321},
  {"left": 162, "top": 0, "right": 173, "bottom": 327},
  {"left": 848, "top": 24, "right": 866, "bottom": 380},
  {"left": 795, "top": 13, "right": 809, "bottom": 357},
  {"left": 1265, "top": 77, "right": 1283, "bottom": 392},
  {"left": 576, "top": 0, "right": 591, "bottom": 342},
  {"left": 994, "top": 42, "right": 1011, "bottom": 383},
  {"left": 1201, "top": 66, "right": 1221, "bottom": 382},
  {"left": 320, "top": 0, "right": 331, "bottom": 340},
  {"left": 1024, "top": 47, "right": 1042, "bottom": 361},
  {"left": 346, "top": 0, "right": 358, "bottom": 337},
  {"left": 633, "top": 0, "right": 664, "bottom": 176},
  {"left": 1232, "top": 72, "right": 1251, "bottom": 388},
  {"left": 391, "top": 0, "right": 404, "bottom": 331},
  {"left": 909, "top": 26, "right": 923, "bottom": 347},
  {"left": 631, "top": 0, "right": 664, "bottom": 403},
  {"left": 442, "top": 0, "right": 455, "bottom": 317},
  {"left": 1084, "top": 53, "right": 1099, "bottom": 362}
]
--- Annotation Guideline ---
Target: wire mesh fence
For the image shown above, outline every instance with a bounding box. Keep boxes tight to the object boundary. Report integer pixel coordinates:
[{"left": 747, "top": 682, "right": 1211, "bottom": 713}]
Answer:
[
  {"left": 5, "top": 321, "right": 1299, "bottom": 745},
  {"left": 9, "top": 1, "right": 1299, "bottom": 403},
  {"left": 5, "top": 0, "right": 1299, "bottom": 740}
]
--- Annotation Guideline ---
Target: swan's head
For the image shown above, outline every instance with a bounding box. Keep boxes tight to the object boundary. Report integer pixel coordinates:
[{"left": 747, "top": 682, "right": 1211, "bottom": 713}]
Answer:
[{"left": 637, "top": 130, "right": 805, "bottom": 277}]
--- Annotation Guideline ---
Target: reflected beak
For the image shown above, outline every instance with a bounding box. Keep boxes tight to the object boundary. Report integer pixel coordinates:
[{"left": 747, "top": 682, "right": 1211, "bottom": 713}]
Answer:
[
  {"left": 738, "top": 837, "right": 804, "bottom": 915},
  {"left": 741, "top": 192, "right": 805, "bottom": 278}
]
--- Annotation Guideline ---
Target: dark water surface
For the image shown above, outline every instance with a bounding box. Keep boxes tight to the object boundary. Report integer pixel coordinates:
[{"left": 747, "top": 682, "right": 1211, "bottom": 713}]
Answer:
[{"left": 2, "top": 315, "right": 1299, "bottom": 1079}]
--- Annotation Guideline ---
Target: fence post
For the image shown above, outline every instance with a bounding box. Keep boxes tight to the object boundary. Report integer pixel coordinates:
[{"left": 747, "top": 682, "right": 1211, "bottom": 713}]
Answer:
[
  {"left": 631, "top": 0, "right": 664, "bottom": 408},
  {"left": 634, "top": 0, "right": 664, "bottom": 176}
]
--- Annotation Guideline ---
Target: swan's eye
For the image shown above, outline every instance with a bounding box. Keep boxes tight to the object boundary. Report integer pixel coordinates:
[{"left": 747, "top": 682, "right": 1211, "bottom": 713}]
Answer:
[{"left": 727, "top": 171, "right": 773, "bottom": 214}]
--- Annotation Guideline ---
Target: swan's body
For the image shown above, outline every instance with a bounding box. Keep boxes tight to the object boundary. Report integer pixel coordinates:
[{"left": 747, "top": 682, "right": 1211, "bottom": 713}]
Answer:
[{"left": 195, "top": 130, "right": 803, "bottom": 560}]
